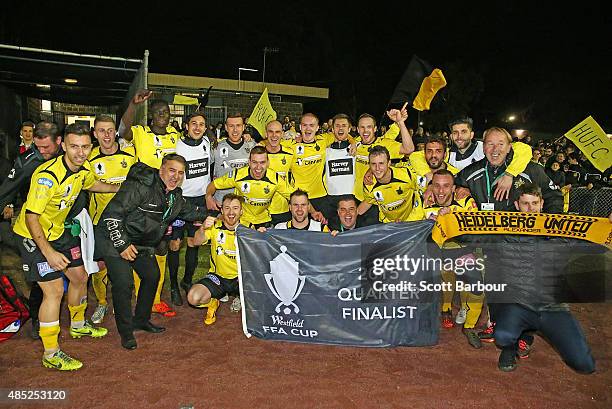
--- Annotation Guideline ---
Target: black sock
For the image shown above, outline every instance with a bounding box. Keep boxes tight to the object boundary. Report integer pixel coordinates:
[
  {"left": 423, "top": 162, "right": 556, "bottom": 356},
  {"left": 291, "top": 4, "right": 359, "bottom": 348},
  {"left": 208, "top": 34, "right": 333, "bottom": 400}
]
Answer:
[
  {"left": 183, "top": 246, "right": 199, "bottom": 285},
  {"left": 168, "top": 249, "right": 180, "bottom": 289},
  {"left": 29, "top": 281, "right": 43, "bottom": 321}
]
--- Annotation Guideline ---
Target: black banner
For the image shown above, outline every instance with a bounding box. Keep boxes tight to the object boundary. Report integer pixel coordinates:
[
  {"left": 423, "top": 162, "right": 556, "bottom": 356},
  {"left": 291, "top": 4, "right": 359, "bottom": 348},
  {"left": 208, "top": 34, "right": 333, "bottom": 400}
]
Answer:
[{"left": 237, "top": 222, "right": 440, "bottom": 347}]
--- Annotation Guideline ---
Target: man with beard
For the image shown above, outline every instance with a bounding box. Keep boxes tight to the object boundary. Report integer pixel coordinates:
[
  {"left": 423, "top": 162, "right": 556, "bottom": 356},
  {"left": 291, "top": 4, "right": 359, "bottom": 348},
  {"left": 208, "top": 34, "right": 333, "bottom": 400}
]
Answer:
[
  {"left": 422, "top": 170, "right": 482, "bottom": 346},
  {"left": 415, "top": 117, "right": 532, "bottom": 203},
  {"left": 97, "top": 154, "right": 207, "bottom": 349},
  {"left": 274, "top": 189, "right": 333, "bottom": 232},
  {"left": 168, "top": 111, "right": 214, "bottom": 306},
  {"left": 187, "top": 194, "right": 244, "bottom": 324},
  {"left": 206, "top": 146, "right": 324, "bottom": 228},
  {"left": 13, "top": 124, "right": 119, "bottom": 370}
]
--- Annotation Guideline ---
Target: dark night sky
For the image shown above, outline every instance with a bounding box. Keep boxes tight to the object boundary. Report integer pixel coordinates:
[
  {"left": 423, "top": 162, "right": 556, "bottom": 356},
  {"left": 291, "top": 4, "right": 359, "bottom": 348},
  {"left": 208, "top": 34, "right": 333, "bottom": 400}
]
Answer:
[{"left": 2, "top": 1, "right": 611, "bottom": 134}]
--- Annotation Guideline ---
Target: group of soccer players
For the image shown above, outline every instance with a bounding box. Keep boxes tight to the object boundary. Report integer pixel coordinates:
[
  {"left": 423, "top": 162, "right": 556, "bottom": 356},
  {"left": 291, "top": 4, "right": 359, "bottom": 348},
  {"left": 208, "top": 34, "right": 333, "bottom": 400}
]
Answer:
[{"left": 4, "top": 88, "right": 593, "bottom": 373}]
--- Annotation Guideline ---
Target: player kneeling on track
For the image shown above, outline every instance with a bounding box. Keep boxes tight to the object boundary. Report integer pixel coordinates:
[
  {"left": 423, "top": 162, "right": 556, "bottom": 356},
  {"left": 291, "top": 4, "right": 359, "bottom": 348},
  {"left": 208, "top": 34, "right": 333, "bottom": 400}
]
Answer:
[{"left": 188, "top": 194, "right": 244, "bottom": 325}]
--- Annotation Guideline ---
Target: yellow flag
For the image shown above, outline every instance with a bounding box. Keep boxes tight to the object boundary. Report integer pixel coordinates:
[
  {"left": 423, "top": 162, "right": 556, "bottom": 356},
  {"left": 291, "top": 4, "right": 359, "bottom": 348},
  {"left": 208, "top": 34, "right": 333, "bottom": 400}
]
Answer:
[
  {"left": 247, "top": 88, "right": 277, "bottom": 137},
  {"left": 412, "top": 68, "right": 447, "bottom": 111},
  {"left": 564, "top": 116, "right": 612, "bottom": 172},
  {"left": 173, "top": 95, "right": 199, "bottom": 105}
]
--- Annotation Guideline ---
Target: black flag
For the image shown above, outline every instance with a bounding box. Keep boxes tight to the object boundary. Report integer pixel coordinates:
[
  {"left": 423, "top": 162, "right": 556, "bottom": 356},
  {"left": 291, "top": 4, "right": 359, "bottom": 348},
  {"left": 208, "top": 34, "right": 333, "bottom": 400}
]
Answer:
[{"left": 388, "top": 55, "right": 433, "bottom": 109}]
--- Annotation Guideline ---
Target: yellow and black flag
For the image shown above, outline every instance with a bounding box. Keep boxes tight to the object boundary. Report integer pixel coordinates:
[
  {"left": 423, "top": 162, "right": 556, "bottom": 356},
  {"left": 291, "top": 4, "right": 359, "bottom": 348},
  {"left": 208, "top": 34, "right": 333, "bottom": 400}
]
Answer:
[{"left": 388, "top": 55, "right": 447, "bottom": 111}]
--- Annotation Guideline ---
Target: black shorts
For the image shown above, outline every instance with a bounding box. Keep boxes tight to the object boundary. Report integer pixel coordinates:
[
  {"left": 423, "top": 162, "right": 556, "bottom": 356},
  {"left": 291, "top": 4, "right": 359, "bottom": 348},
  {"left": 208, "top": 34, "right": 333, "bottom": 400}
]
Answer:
[
  {"left": 16, "top": 231, "right": 83, "bottom": 282},
  {"left": 196, "top": 273, "right": 239, "bottom": 299},
  {"left": 170, "top": 219, "right": 200, "bottom": 239},
  {"left": 170, "top": 196, "right": 205, "bottom": 240}
]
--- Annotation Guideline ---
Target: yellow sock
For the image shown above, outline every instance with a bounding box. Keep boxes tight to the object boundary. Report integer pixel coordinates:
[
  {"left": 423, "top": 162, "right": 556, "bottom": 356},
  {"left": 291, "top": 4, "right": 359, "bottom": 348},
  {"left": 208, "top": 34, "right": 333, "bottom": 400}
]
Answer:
[
  {"left": 133, "top": 270, "right": 140, "bottom": 297},
  {"left": 68, "top": 302, "right": 87, "bottom": 329},
  {"left": 92, "top": 268, "right": 108, "bottom": 306},
  {"left": 154, "top": 254, "right": 167, "bottom": 305},
  {"left": 39, "top": 321, "right": 60, "bottom": 354},
  {"left": 463, "top": 292, "right": 485, "bottom": 329},
  {"left": 440, "top": 270, "right": 455, "bottom": 312}
]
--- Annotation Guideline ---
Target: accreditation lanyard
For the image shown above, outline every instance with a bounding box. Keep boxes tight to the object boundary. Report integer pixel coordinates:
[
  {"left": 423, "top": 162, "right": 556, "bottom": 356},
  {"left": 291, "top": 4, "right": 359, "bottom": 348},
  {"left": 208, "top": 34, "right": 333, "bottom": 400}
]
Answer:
[
  {"left": 162, "top": 193, "right": 176, "bottom": 222},
  {"left": 484, "top": 163, "right": 504, "bottom": 203}
]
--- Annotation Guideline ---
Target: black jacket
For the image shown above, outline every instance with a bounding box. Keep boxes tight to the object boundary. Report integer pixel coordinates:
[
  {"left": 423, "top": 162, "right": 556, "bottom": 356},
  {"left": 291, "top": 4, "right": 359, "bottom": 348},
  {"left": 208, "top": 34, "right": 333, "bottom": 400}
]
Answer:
[
  {"left": 0, "top": 146, "right": 47, "bottom": 209},
  {"left": 455, "top": 151, "right": 564, "bottom": 213},
  {"left": 99, "top": 163, "right": 207, "bottom": 255}
]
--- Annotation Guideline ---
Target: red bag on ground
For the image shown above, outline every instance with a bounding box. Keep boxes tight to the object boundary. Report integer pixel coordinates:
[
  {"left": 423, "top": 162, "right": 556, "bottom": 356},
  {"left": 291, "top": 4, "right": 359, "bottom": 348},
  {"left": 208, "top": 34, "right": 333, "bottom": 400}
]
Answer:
[{"left": 0, "top": 274, "right": 30, "bottom": 341}]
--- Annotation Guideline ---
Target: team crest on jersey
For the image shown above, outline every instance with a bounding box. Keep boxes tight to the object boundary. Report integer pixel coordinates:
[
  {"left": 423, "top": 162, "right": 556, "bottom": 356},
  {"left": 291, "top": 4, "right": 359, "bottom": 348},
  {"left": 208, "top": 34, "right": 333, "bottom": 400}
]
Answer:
[
  {"left": 514, "top": 178, "right": 526, "bottom": 189},
  {"left": 121, "top": 158, "right": 128, "bottom": 168},
  {"left": 374, "top": 191, "right": 384, "bottom": 202},
  {"left": 170, "top": 136, "right": 175, "bottom": 144},
  {"left": 263, "top": 186, "right": 270, "bottom": 194},
  {"left": 417, "top": 175, "right": 427, "bottom": 188},
  {"left": 296, "top": 145, "right": 304, "bottom": 155},
  {"left": 220, "top": 147, "right": 229, "bottom": 158},
  {"left": 95, "top": 162, "right": 106, "bottom": 176},
  {"left": 217, "top": 231, "right": 226, "bottom": 244},
  {"left": 245, "top": 147, "right": 251, "bottom": 154},
  {"left": 241, "top": 182, "right": 251, "bottom": 193},
  {"left": 154, "top": 135, "right": 162, "bottom": 147}
]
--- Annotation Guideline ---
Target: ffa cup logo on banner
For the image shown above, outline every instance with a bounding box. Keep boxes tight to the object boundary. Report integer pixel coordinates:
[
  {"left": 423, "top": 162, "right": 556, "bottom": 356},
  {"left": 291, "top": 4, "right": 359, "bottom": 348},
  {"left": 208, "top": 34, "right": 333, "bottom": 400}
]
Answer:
[
  {"left": 241, "top": 182, "right": 251, "bottom": 193},
  {"left": 220, "top": 147, "right": 229, "bottom": 158},
  {"left": 154, "top": 136, "right": 162, "bottom": 147},
  {"left": 374, "top": 191, "right": 384, "bottom": 202},
  {"left": 265, "top": 246, "right": 306, "bottom": 314},
  {"left": 296, "top": 145, "right": 304, "bottom": 155}
]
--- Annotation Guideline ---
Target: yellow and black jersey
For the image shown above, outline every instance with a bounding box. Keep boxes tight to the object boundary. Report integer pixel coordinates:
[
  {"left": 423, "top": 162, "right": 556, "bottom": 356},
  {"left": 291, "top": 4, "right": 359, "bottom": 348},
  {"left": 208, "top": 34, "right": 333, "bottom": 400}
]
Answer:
[
  {"left": 423, "top": 196, "right": 478, "bottom": 249},
  {"left": 363, "top": 167, "right": 422, "bottom": 223},
  {"left": 131, "top": 125, "right": 180, "bottom": 169},
  {"left": 265, "top": 145, "right": 295, "bottom": 215},
  {"left": 13, "top": 157, "right": 96, "bottom": 241},
  {"left": 274, "top": 219, "right": 330, "bottom": 232},
  {"left": 203, "top": 220, "right": 238, "bottom": 279},
  {"left": 88, "top": 145, "right": 136, "bottom": 224},
  {"left": 289, "top": 133, "right": 335, "bottom": 199},
  {"left": 422, "top": 195, "right": 478, "bottom": 220},
  {"left": 354, "top": 137, "right": 405, "bottom": 201},
  {"left": 213, "top": 167, "right": 293, "bottom": 225}
]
